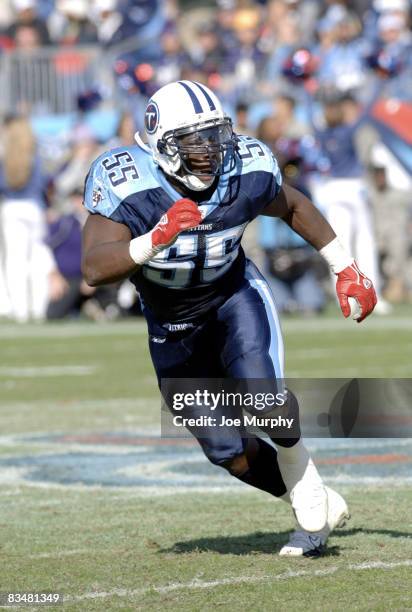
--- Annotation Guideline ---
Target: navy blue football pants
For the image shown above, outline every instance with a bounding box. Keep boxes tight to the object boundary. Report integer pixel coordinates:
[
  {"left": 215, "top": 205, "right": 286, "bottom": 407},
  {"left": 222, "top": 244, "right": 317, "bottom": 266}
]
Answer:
[{"left": 147, "top": 260, "right": 299, "bottom": 465}]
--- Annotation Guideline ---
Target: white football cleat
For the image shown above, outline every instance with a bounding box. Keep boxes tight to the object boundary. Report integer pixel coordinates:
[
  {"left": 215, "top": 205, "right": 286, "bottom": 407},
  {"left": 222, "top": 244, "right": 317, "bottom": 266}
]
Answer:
[
  {"left": 289, "top": 475, "right": 328, "bottom": 533},
  {"left": 279, "top": 486, "right": 350, "bottom": 557}
]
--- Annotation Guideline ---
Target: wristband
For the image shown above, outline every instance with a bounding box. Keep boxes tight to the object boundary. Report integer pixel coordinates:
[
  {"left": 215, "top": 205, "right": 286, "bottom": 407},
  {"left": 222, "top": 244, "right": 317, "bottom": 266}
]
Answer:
[
  {"left": 129, "top": 232, "right": 162, "bottom": 265},
  {"left": 319, "top": 238, "right": 353, "bottom": 274}
]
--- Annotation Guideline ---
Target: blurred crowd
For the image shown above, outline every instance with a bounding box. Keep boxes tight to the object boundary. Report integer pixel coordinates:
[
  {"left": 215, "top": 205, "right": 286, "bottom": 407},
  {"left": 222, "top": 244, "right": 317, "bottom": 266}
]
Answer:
[
  {"left": 0, "top": 0, "right": 167, "bottom": 49},
  {"left": 0, "top": 0, "right": 411, "bottom": 321}
]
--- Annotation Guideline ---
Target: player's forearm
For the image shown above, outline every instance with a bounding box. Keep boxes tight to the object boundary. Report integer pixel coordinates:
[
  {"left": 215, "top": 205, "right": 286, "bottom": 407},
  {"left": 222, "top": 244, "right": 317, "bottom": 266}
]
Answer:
[
  {"left": 82, "top": 241, "right": 138, "bottom": 286},
  {"left": 82, "top": 199, "right": 202, "bottom": 287},
  {"left": 281, "top": 185, "right": 355, "bottom": 273},
  {"left": 281, "top": 186, "right": 336, "bottom": 250}
]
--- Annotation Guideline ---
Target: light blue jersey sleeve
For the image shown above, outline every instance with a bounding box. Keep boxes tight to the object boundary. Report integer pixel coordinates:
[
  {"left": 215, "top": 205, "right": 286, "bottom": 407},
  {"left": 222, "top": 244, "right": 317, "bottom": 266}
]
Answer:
[
  {"left": 236, "top": 135, "right": 282, "bottom": 201},
  {"left": 83, "top": 146, "right": 160, "bottom": 219}
]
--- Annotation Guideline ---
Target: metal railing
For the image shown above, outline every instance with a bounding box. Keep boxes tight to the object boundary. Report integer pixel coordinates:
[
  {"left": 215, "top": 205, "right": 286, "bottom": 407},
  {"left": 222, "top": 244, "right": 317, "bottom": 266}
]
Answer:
[{"left": 0, "top": 45, "right": 116, "bottom": 116}]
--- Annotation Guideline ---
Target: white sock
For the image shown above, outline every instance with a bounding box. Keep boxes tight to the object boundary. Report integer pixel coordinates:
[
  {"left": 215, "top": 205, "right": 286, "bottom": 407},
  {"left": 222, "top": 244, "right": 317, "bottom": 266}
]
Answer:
[{"left": 276, "top": 440, "right": 323, "bottom": 502}]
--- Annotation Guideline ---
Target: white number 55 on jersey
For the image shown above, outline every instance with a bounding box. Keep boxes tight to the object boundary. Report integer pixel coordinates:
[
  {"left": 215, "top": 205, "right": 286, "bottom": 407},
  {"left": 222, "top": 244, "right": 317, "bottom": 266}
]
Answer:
[{"left": 143, "top": 223, "right": 247, "bottom": 287}]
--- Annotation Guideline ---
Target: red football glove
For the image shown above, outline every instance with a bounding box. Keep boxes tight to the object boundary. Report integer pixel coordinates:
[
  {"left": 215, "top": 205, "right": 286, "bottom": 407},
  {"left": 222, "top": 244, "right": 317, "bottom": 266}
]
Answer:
[
  {"left": 151, "top": 199, "right": 202, "bottom": 249},
  {"left": 336, "top": 261, "right": 377, "bottom": 323}
]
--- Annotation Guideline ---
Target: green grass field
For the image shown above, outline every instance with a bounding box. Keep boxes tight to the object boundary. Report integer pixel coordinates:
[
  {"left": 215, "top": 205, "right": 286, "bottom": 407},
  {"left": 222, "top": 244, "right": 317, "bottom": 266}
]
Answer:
[{"left": 0, "top": 310, "right": 411, "bottom": 610}]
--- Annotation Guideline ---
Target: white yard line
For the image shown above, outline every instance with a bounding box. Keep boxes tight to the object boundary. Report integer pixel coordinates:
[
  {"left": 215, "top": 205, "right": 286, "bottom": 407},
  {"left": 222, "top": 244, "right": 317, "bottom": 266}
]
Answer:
[
  {"left": 1, "top": 479, "right": 411, "bottom": 497},
  {"left": 287, "top": 345, "right": 412, "bottom": 359},
  {"left": 0, "top": 366, "right": 97, "bottom": 378},
  {"left": 287, "top": 365, "right": 412, "bottom": 377},
  {"left": 28, "top": 549, "right": 92, "bottom": 560},
  {"left": 282, "top": 318, "right": 412, "bottom": 333},
  {"left": 0, "top": 321, "right": 147, "bottom": 339},
  {"left": 0, "top": 396, "right": 157, "bottom": 410},
  {"left": 66, "top": 560, "right": 412, "bottom": 603}
]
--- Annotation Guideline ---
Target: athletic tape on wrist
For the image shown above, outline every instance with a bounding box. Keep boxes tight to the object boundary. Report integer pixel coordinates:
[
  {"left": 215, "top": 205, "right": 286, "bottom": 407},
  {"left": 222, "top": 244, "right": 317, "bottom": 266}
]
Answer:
[
  {"left": 129, "top": 232, "right": 162, "bottom": 265},
  {"left": 319, "top": 238, "right": 353, "bottom": 274}
]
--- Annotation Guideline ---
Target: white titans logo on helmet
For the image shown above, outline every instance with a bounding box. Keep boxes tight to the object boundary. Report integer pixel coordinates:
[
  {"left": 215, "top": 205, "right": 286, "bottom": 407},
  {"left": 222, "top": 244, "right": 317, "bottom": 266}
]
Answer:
[{"left": 145, "top": 101, "right": 160, "bottom": 134}]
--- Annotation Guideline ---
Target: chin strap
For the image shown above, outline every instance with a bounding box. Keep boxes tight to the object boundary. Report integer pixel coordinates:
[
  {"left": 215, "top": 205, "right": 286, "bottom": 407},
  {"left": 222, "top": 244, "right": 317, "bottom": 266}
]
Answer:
[
  {"left": 157, "top": 156, "right": 215, "bottom": 191},
  {"left": 175, "top": 172, "right": 215, "bottom": 192},
  {"left": 134, "top": 131, "right": 152, "bottom": 153}
]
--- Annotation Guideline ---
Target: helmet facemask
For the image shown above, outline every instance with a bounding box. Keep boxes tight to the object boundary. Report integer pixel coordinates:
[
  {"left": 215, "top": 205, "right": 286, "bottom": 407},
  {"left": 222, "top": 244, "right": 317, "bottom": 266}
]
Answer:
[{"left": 157, "top": 118, "right": 238, "bottom": 190}]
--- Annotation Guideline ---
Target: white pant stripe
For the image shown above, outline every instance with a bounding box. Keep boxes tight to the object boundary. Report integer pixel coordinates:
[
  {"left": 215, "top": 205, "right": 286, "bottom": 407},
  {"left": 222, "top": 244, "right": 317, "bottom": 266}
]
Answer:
[{"left": 246, "top": 270, "right": 285, "bottom": 378}]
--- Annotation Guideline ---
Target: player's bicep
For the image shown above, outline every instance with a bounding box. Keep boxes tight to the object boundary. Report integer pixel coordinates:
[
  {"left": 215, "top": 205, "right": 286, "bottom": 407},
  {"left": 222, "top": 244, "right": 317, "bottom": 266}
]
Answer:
[
  {"left": 261, "top": 185, "right": 289, "bottom": 218},
  {"left": 82, "top": 213, "right": 131, "bottom": 255}
]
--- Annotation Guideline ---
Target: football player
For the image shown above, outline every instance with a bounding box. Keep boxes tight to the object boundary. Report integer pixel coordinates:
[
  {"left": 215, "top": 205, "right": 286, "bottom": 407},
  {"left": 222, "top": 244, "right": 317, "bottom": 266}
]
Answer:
[{"left": 82, "top": 81, "right": 377, "bottom": 556}]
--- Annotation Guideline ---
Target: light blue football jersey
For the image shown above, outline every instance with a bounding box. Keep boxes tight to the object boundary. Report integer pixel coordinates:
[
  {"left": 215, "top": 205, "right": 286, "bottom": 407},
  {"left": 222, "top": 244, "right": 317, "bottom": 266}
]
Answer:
[{"left": 84, "top": 136, "right": 282, "bottom": 322}]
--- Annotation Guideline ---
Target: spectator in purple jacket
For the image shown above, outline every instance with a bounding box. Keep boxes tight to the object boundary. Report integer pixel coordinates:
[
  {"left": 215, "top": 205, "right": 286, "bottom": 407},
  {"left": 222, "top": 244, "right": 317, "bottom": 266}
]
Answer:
[
  {"left": 46, "top": 186, "right": 89, "bottom": 319},
  {"left": 47, "top": 186, "right": 123, "bottom": 320}
]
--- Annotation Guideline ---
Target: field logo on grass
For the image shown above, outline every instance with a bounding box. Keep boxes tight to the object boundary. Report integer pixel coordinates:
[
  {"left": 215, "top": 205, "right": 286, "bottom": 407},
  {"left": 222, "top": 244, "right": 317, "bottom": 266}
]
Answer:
[
  {"left": 0, "top": 429, "right": 411, "bottom": 492},
  {"left": 0, "top": 433, "right": 234, "bottom": 491}
]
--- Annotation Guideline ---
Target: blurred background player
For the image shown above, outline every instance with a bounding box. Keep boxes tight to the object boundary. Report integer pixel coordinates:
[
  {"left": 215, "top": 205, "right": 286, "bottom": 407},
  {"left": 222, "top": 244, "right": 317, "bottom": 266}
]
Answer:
[
  {"left": 0, "top": 116, "right": 53, "bottom": 322},
  {"left": 307, "top": 87, "right": 391, "bottom": 314}
]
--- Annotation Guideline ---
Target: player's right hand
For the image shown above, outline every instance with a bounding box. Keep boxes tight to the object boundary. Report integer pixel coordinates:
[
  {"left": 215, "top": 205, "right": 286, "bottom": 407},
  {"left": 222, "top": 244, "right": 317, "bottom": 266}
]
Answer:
[{"left": 151, "top": 199, "right": 202, "bottom": 249}]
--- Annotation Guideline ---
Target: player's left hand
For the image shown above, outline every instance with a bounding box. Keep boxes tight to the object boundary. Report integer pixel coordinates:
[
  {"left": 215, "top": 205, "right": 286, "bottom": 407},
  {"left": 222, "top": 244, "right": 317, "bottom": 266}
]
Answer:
[{"left": 336, "top": 261, "right": 377, "bottom": 323}]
